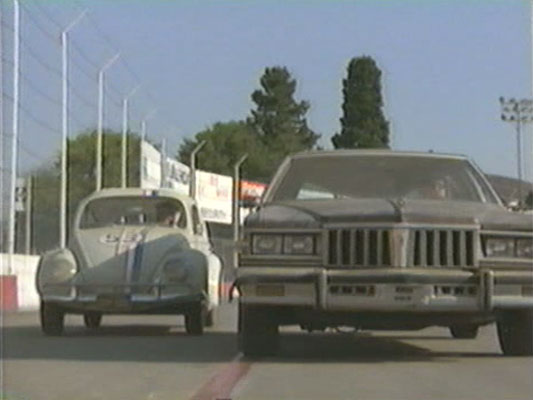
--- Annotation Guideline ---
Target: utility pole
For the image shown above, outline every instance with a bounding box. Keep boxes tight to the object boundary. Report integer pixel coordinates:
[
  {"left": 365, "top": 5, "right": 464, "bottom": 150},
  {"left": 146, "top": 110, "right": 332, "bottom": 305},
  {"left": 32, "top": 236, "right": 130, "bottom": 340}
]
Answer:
[
  {"left": 530, "top": 0, "right": 533, "bottom": 179},
  {"left": 25, "top": 176, "right": 32, "bottom": 255},
  {"left": 60, "top": 10, "right": 86, "bottom": 249},
  {"left": 121, "top": 85, "right": 140, "bottom": 188},
  {"left": 7, "top": 0, "right": 20, "bottom": 272},
  {"left": 140, "top": 109, "right": 156, "bottom": 142},
  {"left": 500, "top": 97, "right": 533, "bottom": 205},
  {"left": 160, "top": 138, "right": 166, "bottom": 188},
  {"left": 96, "top": 53, "right": 120, "bottom": 191},
  {"left": 0, "top": 0, "right": 5, "bottom": 255},
  {"left": 189, "top": 141, "right": 206, "bottom": 200},
  {"left": 232, "top": 155, "right": 247, "bottom": 270}
]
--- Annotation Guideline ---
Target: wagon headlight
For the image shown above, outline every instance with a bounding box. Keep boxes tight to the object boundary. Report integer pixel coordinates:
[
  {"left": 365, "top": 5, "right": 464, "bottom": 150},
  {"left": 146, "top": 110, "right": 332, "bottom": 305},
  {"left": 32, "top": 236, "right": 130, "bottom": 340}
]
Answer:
[
  {"left": 516, "top": 239, "right": 533, "bottom": 258},
  {"left": 485, "top": 238, "right": 515, "bottom": 258},
  {"left": 252, "top": 235, "right": 283, "bottom": 254},
  {"left": 251, "top": 234, "right": 318, "bottom": 255},
  {"left": 283, "top": 235, "right": 315, "bottom": 255}
]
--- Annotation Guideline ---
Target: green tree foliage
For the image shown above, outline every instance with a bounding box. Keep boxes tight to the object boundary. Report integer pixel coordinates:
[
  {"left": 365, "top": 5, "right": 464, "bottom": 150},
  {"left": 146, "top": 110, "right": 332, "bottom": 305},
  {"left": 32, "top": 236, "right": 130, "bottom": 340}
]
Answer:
[
  {"left": 177, "top": 121, "right": 272, "bottom": 181},
  {"left": 19, "top": 130, "right": 141, "bottom": 253},
  {"left": 249, "top": 66, "right": 319, "bottom": 154},
  {"left": 332, "top": 56, "right": 390, "bottom": 149},
  {"left": 178, "top": 67, "right": 319, "bottom": 182}
]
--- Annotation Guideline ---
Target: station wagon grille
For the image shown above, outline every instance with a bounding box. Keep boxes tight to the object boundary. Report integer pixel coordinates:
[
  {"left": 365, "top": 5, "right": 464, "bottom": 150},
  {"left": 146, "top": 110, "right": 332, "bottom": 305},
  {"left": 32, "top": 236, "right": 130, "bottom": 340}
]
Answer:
[{"left": 327, "top": 228, "right": 477, "bottom": 268}]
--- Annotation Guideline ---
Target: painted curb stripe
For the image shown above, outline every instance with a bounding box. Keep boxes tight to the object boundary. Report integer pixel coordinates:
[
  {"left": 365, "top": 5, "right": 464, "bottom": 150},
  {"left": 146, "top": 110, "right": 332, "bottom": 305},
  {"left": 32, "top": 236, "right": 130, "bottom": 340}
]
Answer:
[{"left": 189, "top": 355, "right": 251, "bottom": 400}]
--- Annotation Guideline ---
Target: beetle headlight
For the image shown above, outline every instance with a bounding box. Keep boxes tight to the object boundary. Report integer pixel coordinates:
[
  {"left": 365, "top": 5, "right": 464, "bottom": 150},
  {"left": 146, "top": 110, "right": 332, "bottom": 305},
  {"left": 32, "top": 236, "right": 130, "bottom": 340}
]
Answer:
[
  {"left": 283, "top": 235, "right": 315, "bottom": 255},
  {"left": 516, "top": 239, "right": 533, "bottom": 258},
  {"left": 252, "top": 235, "right": 283, "bottom": 254},
  {"left": 485, "top": 238, "right": 515, "bottom": 258}
]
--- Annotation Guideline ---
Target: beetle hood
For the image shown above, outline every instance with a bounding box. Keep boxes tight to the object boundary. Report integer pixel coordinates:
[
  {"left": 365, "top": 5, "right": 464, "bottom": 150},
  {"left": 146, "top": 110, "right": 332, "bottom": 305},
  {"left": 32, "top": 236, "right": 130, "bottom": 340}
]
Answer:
[{"left": 72, "top": 226, "right": 189, "bottom": 286}]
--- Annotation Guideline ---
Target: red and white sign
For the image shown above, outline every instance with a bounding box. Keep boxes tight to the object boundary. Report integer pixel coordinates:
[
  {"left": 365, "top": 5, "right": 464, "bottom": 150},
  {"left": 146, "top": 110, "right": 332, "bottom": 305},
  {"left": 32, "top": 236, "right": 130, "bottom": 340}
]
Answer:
[
  {"left": 195, "top": 170, "right": 233, "bottom": 224},
  {"left": 240, "top": 180, "right": 267, "bottom": 202}
]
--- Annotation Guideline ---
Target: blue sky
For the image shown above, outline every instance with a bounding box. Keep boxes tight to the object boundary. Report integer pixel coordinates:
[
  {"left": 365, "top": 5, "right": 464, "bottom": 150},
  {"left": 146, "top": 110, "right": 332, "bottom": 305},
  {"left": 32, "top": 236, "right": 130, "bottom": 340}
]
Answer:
[{"left": 1, "top": 0, "right": 532, "bottom": 180}]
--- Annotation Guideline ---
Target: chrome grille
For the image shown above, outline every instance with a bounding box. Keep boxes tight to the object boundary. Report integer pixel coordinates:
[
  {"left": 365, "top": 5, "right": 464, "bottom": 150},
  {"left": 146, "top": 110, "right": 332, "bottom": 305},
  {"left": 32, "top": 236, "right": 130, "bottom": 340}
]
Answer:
[
  {"left": 327, "top": 229, "right": 391, "bottom": 267},
  {"left": 326, "top": 227, "right": 476, "bottom": 268},
  {"left": 411, "top": 229, "right": 476, "bottom": 267}
]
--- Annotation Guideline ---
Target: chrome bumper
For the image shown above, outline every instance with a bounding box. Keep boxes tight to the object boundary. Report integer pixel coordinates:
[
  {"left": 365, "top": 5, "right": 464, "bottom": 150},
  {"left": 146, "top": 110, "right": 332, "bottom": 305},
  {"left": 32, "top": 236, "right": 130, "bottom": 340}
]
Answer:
[
  {"left": 234, "top": 267, "right": 533, "bottom": 311},
  {"left": 40, "top": 283, "right": 204, "bottom": 307}
]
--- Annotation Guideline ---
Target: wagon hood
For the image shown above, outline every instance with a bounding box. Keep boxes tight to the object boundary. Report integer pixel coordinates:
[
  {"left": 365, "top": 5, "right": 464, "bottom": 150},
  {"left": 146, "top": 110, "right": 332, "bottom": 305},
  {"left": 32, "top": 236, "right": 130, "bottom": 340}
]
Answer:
[
  {"left": 246, "top": 199, "right": 532, "bottom": 232},
  {"left": 71, "top": 226, "right": 189, "bottom": 285}
]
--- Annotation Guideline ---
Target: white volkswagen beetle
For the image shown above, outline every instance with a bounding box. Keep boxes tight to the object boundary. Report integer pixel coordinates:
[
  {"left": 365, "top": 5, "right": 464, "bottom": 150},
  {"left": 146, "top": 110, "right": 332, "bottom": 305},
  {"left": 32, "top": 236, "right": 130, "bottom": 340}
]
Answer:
[{"left": 36, "top": 188, "right": 222, "bottom": 336}]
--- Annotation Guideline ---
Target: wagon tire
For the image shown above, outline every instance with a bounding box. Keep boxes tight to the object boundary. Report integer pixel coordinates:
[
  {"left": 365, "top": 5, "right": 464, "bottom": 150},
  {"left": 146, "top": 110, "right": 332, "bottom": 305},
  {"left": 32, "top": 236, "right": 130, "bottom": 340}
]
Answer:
[
  {"left": 40, "top": 301, "right": 64, "bottom": 336},
  {"left": 185, "top": 303, "right": 205, "bottom": 335},
  {"left": 239, "top": 304, "right": 279, "bottom": 358},
  {"left": 449, "top": 324, "right": 479, "bottom": 339},
  {"left": 84, "top": 312, "right": 102, "bottom": 329},
  {"left": 497, "top": 310, "right": 533, "bottom": 356}
]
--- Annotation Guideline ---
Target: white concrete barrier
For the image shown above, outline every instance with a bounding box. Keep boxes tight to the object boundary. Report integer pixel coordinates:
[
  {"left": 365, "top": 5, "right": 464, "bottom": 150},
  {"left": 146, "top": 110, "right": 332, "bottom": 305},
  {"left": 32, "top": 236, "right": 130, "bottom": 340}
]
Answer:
[{"left": 0, "top": 253, "right": 40, "bottom": 310}]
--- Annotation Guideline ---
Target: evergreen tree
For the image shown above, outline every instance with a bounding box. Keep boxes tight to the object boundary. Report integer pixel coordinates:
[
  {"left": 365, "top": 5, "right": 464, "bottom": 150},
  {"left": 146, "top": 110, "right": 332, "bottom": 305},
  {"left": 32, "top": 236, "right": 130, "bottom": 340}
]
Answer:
[
  {"left": 248, "top": 66, "right": 319, "bottom": 154},
  {"left": 332, "top": 56, "right": 390, "bottom": 149}
]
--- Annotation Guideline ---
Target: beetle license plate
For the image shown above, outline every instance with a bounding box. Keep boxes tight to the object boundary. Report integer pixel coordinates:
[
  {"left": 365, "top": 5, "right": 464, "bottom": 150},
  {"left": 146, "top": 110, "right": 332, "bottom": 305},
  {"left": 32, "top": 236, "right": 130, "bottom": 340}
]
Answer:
[{"left": 97, "top": 294, "right": 131, "bottom": 307}]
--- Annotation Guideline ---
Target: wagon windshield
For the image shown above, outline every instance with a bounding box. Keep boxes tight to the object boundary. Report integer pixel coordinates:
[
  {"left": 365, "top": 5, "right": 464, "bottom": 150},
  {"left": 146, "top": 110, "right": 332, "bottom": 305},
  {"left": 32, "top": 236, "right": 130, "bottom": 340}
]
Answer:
[
  {"left": 270, "top": 155, "right": 498, "bottom": 203},
  {"left": 79, "top": 196, "right": 187, "bottom": 229}
]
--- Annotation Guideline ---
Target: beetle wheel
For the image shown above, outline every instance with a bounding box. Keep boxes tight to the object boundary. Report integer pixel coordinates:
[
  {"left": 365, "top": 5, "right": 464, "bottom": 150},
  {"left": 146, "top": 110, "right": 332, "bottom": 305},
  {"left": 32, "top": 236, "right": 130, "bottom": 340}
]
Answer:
[
  {"left": 185, "top": 303, "right": 205, "bottom": 335},
  {"left": 40, "top": 301, "right": 65, "bottom": 336}
]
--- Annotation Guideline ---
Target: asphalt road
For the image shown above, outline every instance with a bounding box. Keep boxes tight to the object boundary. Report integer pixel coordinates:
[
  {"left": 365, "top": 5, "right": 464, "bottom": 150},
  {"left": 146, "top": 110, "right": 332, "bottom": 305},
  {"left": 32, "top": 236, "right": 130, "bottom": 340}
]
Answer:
[{"left": 2, "top": 303, "right": 533, "bottom": 400}]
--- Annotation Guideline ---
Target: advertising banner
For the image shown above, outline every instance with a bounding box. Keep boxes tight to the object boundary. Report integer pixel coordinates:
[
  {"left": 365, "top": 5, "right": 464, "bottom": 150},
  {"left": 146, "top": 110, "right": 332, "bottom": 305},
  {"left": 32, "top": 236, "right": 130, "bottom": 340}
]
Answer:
[
  {"left": 140, "top": 141, "right": 161, "bottom": 189},
  {"left": 195, "top": 170, "right": 233, "bottom": 224},
  {"left": 164, "top": 158, "right": 190, "bottom": 195}
]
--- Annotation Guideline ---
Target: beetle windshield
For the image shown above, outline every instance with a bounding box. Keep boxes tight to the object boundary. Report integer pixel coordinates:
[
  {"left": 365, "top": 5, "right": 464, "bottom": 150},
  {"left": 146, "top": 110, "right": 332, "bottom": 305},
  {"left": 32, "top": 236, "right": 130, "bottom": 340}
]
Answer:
[
  {"left": 270, "top": 155, "right": 498, "bottom": 203},
  {"left": 79, "top": 196, "right": 187, "bottom": 229}
]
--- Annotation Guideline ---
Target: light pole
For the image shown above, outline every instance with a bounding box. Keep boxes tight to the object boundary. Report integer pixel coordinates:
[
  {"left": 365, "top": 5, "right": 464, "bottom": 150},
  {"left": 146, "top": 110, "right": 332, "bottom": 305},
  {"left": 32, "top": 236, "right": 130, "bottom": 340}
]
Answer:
[
  {"left": 0, "top": 1, "right": 5, "bottom": 257},
  {"left": 96, "top": 53, "right": 120, "bottom": 191},
  {"left": 121, "top": 85, "right": 140, "bottom": 188},
  {"left": 189, "top": 140, "right": 206, "bottom": 199},
  {"left": 7, "top": 0, "right": 20, "bottom": 270},
  {"left": 140, "top": 109, "right": 157, "bottom": 142},
  {"left": 499, "top": 97, "right": 533, "bottom": 205},
  {"left": 59, "top": 10, "right": 86, "bottom": 249},
  {"left": 232, "top": 154, "right": 247, "bottom": 270}
]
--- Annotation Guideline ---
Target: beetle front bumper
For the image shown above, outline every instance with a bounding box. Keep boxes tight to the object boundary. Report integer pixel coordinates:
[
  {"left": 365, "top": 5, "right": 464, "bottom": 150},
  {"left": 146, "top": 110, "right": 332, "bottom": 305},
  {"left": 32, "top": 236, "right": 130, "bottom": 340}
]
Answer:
[
  {"left": 234, "top": 267, "right": 533, "bottom": 312},
  {"left": 39, "top": 283, "right": 207, "bottom": 314}
]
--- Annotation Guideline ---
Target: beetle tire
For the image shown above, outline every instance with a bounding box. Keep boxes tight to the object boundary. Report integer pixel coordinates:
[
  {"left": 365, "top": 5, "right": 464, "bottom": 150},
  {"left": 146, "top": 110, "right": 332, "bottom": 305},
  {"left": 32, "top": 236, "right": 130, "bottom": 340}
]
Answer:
[
  {"left": 84, "top": 312, "right": 103, "bottom": 329},
  {"left": 40, "top": 301, "right": 65, "bottom": 336},
  {"left": 449, "top": 324, "right": 479, "bottom": 339},
  {"left": 497, "top": 310, "right": 533, "bottom": 356},
  {"left": 185, "top": 303, "right": 205, "bottom": 335},
  {"left": 239, "top": 304, "right": 279, "bottom": 357},
  {"left": 205, "top": 308, "right": 216, "bottom": 328}
]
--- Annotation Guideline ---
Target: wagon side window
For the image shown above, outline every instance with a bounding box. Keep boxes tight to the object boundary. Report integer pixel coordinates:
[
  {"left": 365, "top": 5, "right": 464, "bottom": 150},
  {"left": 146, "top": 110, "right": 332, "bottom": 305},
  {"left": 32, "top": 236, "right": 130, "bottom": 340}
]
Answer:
[{"left": 191, "top": 205, "right": 203, "bottom": 235}]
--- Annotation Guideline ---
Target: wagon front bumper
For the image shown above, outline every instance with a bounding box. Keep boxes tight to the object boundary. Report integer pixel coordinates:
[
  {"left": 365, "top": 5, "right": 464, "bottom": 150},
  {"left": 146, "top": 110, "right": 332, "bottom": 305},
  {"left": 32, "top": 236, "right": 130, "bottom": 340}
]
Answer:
[{"left": 234, "top": 267, "right": 533, "bottom": 312}]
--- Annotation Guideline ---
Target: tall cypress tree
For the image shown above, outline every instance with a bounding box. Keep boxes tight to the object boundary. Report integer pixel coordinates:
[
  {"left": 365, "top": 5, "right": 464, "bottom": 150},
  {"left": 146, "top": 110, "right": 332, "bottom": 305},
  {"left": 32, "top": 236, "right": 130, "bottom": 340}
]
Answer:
[
  {"left": 332, "top": 56, "right": 390, "bottom": 149},
  {"left": 249, "top": 66, "right": 319, "bottom": 155}
]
